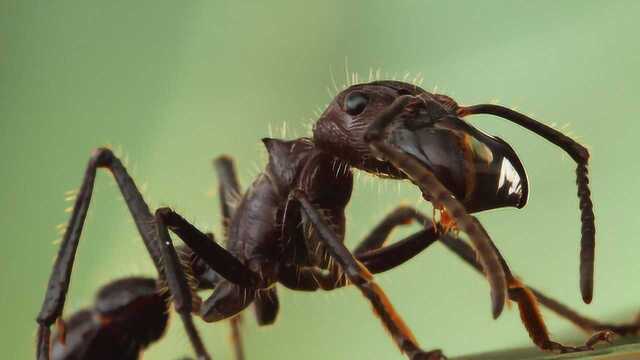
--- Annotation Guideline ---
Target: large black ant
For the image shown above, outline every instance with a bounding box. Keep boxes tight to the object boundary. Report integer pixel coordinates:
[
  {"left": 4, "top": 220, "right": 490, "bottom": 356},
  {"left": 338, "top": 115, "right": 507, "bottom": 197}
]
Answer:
[{"left": 36, "top": 81, "right": 640, "bottom": 359}]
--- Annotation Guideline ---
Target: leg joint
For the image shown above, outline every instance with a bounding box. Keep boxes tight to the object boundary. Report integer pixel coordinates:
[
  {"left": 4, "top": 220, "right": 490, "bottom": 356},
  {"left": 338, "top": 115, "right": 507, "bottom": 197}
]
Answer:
[
  {"left": 155, "top": 207, "right": 174, "bottom": 221},
  {"left": 90, "top": 147, "right": 115, "bottom": 168},
  {"left": 155, "top": 207, "right": 181, "bottom": 231}
]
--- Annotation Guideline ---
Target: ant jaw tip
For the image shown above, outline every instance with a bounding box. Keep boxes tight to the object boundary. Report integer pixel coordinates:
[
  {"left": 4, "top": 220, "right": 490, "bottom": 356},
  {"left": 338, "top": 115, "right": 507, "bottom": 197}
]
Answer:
[
  {"left": 492, "top": 308, "right": 502, "bottom": 320},
  {"left": 491, "top": 293, "right": 505, "bottom": 319}
]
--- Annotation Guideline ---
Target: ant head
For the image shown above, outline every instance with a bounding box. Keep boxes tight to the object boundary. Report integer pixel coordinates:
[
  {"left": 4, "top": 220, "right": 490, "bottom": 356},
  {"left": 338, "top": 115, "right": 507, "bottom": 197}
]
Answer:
[
  {"left": 313, "top": 81, "right": 455, "bottom": 174},
  {"left": 314, "top": 80, "right": 528, "bottom": 212}
]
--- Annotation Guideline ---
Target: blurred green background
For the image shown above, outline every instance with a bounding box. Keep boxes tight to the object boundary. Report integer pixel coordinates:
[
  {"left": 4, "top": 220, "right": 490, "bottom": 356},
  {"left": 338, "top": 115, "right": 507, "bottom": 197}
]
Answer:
[{"left": 2, "top": 1, "right": 639, "bottom": 359}]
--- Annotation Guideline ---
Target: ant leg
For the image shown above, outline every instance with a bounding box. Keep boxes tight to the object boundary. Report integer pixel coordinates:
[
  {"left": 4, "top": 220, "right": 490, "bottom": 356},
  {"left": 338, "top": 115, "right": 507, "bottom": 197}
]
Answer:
[
  {"left": 356, "top": 227, "right": 438, "bottom": 273},
  {"left": 531, "top": 291, "right": 640, "bottom": 336},
  {"left": 365, "top": 95, "right": 507, "bottom": 319},
  {"left": 36, "top": 327, "right": 50, "bottom": 360},
  {"left": 214, "top": 156, "right": 242, "bottom": 238},
  {"left": 458, "top": 104, "right": 595, "bottom": 304},
  {"left": 293, "top": 190, "right": 444, "bottom": 360},
  {"left": 213, "top": 156, "right": 248, "bottom": 359},
  {"left": 287, "top": 197, "right": 635, "bottom": 351},
  {"left": 279, "top": 212, "right": 440, "bottom": 291},
  {"left": 279, "top": 226, "right": 439, "bottom": 291},
  {"left": 279, "top": 265, "right": 346, "bottom": 291},
  {"left": 280, "top": 228, "right": 435, "bottom": 291},
  {"left": 36, "top": 148, "right": 209, "bottom": 360},
  {"left": 229, "top": 316, "right": 245, "bottom": 360},
  {"left": 156, "top": 208, "right": 259, "bottom": 286},
  {"left": 156, "top": 211, "right": 211, "bottom": 359},
  {"left": 254, "top": 288, "right": 279, "bottom": 325},
  {"left": 438, "top": 232, "right": 614, "bottom": 352},
  {"left": 154, "top": 208, "right": 262, "bottom": 321},
  {"left": 354, "top": 206, "right": 430, "bottom": 255}
]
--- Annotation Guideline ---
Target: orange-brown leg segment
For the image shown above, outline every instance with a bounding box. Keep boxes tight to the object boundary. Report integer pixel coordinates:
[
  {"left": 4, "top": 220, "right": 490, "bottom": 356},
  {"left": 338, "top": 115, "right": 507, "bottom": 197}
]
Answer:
[
  {"left": 509, "top": 276, "right": 617, "bottom": 352},
  {"left": 229, "top": 315, "right": 245, "bottom": 360},
  {"left": 294, "top": 190, "right": 445, "bottom": 360}
]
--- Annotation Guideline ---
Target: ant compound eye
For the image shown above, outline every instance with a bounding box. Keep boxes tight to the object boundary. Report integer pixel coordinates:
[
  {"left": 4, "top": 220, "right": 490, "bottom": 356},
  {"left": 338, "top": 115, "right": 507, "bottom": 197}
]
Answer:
[{"left": 344, "top": 92, "right": 369, "bottom": 116}]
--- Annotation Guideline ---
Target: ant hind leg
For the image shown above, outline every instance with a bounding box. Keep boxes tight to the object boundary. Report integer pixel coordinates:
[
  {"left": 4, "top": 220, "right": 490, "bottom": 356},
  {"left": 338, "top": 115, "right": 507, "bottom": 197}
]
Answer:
[{"left": 37, "top": 148, "right": 210, "bottom": 360}]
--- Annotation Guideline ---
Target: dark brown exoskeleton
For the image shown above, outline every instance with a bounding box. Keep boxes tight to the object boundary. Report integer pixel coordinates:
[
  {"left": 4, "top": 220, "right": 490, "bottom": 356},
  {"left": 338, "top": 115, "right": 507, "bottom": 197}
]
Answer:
[{"left": 36, "top": 81, "right": 639, "bottom": 360}]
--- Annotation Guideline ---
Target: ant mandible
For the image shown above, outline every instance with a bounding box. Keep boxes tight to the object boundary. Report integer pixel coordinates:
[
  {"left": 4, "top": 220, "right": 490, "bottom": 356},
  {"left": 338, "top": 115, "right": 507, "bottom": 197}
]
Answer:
[{"left": 36, "top": 80, "right": 639, "bottom": 360}]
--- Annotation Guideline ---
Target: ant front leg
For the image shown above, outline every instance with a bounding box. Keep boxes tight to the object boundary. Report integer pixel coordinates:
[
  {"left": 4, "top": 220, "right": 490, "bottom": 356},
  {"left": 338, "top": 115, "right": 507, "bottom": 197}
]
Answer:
[
  {"left": 36, "top": 148, "right": 210, "bottom": 360},
  {"left": 364, "top": 95, "right": 508, "bottom": 319},
  {"left": 293, "top": 190, "right": 445, "bottom": 360}
]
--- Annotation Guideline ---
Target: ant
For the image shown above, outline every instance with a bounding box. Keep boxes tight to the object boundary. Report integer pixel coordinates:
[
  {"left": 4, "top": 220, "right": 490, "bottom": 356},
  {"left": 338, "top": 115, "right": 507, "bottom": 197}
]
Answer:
[{"left": 37, "top": 80, "right": 640, "bottom": 359}]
